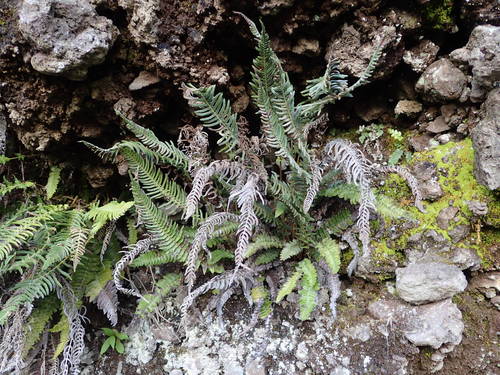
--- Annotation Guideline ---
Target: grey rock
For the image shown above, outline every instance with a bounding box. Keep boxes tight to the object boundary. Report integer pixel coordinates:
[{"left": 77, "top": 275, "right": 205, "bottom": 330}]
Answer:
[
  {"left": 368, "top": 299, "right": 408, "bottom": 320},
  {"left": 436, "top": 133, "right": 451, "bottom": 144},
  {"left": 295, "top": 342, "right": 309, "bottom": 360},
  {"left": 170, "top": 370, "right": 183, "bottom": 375},
  {"left": 426, "top": 116, "right": 450, "bottom": 133},
  {"left": 394, "top": 100, "right": 422, "bottom": 118},
  {"left": 292, "top": 38, "right": 320, "bottom": 56},
  {"left": 466, "top": 200, "right": 489, "bottom": 216},
  {"left": 436, "top": 206, "right": 459, "bottom": 229},
  {"left": 471, "top": 89, "right": 500, "bottom": 190},
  {"left": 415, "top": 59, "right": 467, "bottom": 103},
  {"left": 412, "top": 162, "right": 444, "bottom": 200},
  {"left": 409, "top": 134, "right": 433, "bottom": 152},
  {"left": 450, "top": 25, "right": 500, "bottom": 102},
  {"left": 118, "top": 0, "right": 161, "bottom": 45},
  {"left": 245, "top": 359, "right": 266, "bottom": 375},
  {"left": 396, "top": 262, "right": 467, "bottom": 304},
  {"left": 346, "top": 323, "right": 372, "bottom": 342},
  {"left": 403, "top": 40, "right": 439, "bottom": 73},
  {"left": 448, "top": 247, "right": 481, "bottom": 271},
  {"left": 403, "top": 299, "right": 464, "bottom": 349},
  {"left": 18, "top": 0, "right": 118, "bottom": 80},
  {"left": 129, "top": 71, "right": 161, "bottom": 91},
  {"left": 448, "top": 224, "right": 470, "bottom": 243},
  {"left": 124, "top": 317, "right": 157, "bottom": 365}
]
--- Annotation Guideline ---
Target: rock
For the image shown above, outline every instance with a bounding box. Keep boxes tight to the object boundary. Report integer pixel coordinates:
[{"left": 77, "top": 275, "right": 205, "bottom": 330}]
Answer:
[
  {"left": 368, "top": 299, "right": 408, "bottom": 320},
  {"left": 295, "top": 342, "right": 309, "bottom": 360},
  {"left": 448, "top": 225, "right": 470, "bottom": 243},
  {"left": 466, "top": 200, "right": 489, "bottom": 216},
  {"left": 404, "top": 299, "right": 464, "bottom": 349},
  {"left": 411, "top": 162, "right": 444, "bottom": 200},
  {"left": 426, "top": 116, "right": 450, "bottom": 133},
  {"left": 292, "top": 39, "right": 320, "bottom": 56},
  {"left": 129, "top": 71, "right": 161, "bottom": 91},
  {"left": 471, "top": 89, "right": 500, "bottom": 190},
  {"left": 124, "top": 317, "right": 158, "bottom": 365},
  {"left": 346, "top": 323, "right": 372, "bottom": 342},
  {"left": 440, "top": 104, "right": 466, "bottom": 128},
  {"left": 409, "top": 134, "right": 433, "bottom": 152},
  {"left": 245, "top": 359, "right": 266, "bottom": 375},
  {"left": 448, "top": 247, "right": 481, "bottom": 271},
  {"left": 394, "top": 100, "right": 422, "bottom": 118},
  {"left": 326, "top": 23, "right": 398, "bottom": 80},
  {"left": 396, "top": 262, "right": 467, "bottom": 305},
  {"left": 18, "top": 0, "right": 118, "bottom": 80},
  {"left": 436, "top": 206, "right": 459, "bottom": 229},
  {"left": 170, "top": 370, "right": 183, "bottom": 375},
  {"left": 118, "top": 0, "right": 161, "bottom": 45},
  {"left": 436, "top": 133, "right": 451, "bottom": 144},
  {"left": 415, "top": 59, "right": 467, "bottom": 103},
  {"left": 0, "top": 110, "right": 6, "bottom": 155},
  {"left": 403, "top": 40, "right": 439, "bottom": 73},
  {"left": 450, "top": 25, "right": 500, "bottom": 102},
  {"left": 82, "top": 165, "right": 114, "bottom": 188}
]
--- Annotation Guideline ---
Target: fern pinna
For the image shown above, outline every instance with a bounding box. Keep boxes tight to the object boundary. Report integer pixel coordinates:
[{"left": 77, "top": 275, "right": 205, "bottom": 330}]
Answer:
[{"left": 81, "top": 15, "right": 422, "bottom": 326}]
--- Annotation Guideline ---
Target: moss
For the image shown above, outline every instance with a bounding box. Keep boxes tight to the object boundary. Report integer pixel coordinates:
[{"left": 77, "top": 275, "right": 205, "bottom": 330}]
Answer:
[
  {"left": 423, "top": 0, "right": 455, "bottom": 30},
  {"left": 375, "top": 139, "right": 497, "bottom": 268}
]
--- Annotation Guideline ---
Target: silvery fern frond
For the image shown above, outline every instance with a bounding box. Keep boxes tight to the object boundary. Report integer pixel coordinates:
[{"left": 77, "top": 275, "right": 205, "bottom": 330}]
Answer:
[
  {"left": 113, "top": 237, "right": 153, "bottom": 298},
  {"left": 186, "top": 212, "right": 239, "bottom": 291},
  {"left": 0, "top": 304, "right": 31, "bottom": 375},
  {"left": 303, "top": 159, "right": 324, "bottom": 213},
  {"left": 184, "top": 160, "right": 246, "bottom": 220},
  {"left": 95, "top": 281, "right": 118, "bottom": 326},
  {"left": 57, "top": 285, "right": 85, "bottom": 375},
  {"left": 231, "top": 174, "right": 263, "bottom": 267}
]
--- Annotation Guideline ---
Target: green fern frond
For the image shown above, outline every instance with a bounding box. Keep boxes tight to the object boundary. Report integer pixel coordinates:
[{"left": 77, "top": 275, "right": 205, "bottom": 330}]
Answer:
[
  {"left": 183, "top": 84, "right": 239, "bottom": 154},
  {"left": 22, "top": 294, "right": 60, "bottom": 357},
  {"left": 276, "top": 270, "right": 302, "bottom": 302},
  {"left": 316, "top": 237, "right": 341, "bottom": 274},
  {"left": 280, "top": 240, "right": 302, "bottom": 261},
  {"left": 122, "top": 148, "right": 186, "bottom": 209},
  {"left": 85, "top": 266, "right": 113, "bottom": 301},
  {"left": 49, "top": 313, "right": 70, "bottom": 359},
  {"left": 375, "top": 194, "right": 412, "bottom": 220},
  {"left": 45, "top": 166, "right": 62, "bottom": 199},
  {"left": 298, "top": 283, "right": 317, "bottom": 320},
  {"left": 131, "top": 180, "right": 187, "bottom": 262},
  {"left": 245, "top": 234, "right": 283, "bottom": 258},
  {"left": 68, "top": 209, "right": 90, "bottom": 271},
  {"left": 0, "top": 178, "right": 35, "bottom": 197},
  {"left": 87, "top": 201, "right": 134, "bottom": 237},
  {"left": 127, "top": 217, "right": 138, "bottom": 245},
  {"left": 156, "top": 272, "right": 182, "bottom": 295},
  {"left": 255, "top": 249, "right": 279, "bottom": 265},
  {"left": 116, "top": 111, "right": 189, "bottom": 170},
  {"left": 0, "top": 273, "right": 61, "bottom": 325},
  {"left": 320, "top": 182, "right": 360, "bottom": 204},
  {"left": 322, "top": 209, "right": 354, "bottom": 236}
]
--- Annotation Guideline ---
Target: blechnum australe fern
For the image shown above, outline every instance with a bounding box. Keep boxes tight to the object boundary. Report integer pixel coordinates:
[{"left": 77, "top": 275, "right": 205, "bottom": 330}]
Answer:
[{"left": 0, "top": 15, "right": 423, "bottom": 375}]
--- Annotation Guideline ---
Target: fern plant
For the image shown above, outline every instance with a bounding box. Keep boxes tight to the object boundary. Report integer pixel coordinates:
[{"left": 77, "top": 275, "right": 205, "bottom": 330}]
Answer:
[
  {"left": 84, "top": 15, "right": 422, "bottom": 325},
  {"left": 0, "top": 158, "right": 130, "bottom": 375}
]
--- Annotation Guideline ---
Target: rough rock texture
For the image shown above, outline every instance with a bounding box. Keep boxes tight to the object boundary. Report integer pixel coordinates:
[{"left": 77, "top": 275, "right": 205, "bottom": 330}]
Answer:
[
  {"left": 18, "top": 0, "right": 118, "bottom": 80},
  {"left": 470, "top": 89, "right": 500, "bottom": 190},
  {"left": 411, "top": 161, "right": 444, "bottom": 200},
  {"left": 450, "top": 25, "right": 500, "bottom": 102},
  {"left": 394, "top": 100, "right": 422, "bottom": 118},
  {"left": 403, "top": 299, "right": 464, "bottom": 349},
  {"left": 403, "top": 39, "right": 439, "bottom": 73},
  {"left": 395, "top": 262, "right": 467, "bottom": 305},
  {"left": 415, "top": 59, "right": 467, "bottom": 103}
]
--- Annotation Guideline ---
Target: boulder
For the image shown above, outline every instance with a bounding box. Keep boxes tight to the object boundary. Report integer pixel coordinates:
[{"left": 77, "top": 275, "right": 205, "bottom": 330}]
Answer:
[
  {"left": 415, "top": 59, "right": 467, "bottom": 103},
  {"left": 396, "top": 262, "right": 467, "bottom": 305},
  {"left": 403, "top": 40, "right": 439, "bottom": 73},
  {"left": 450, "top": 25, "right": 500, "bottom": 102},
  {"left": 403, "top": 299, "right": 464, "bottom": 349},
  {"left": 470, "top": 89, "right": 500, "bottom": 190},
  {"left": 18, "top": 0, "right": 118, "bottom": 80}
]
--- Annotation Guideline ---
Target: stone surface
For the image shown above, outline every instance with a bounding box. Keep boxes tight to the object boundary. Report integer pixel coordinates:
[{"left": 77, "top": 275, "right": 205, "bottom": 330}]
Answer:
[
  {"left": 450, "top": 25, "right": 500, "bottom": 102},
  {"left": 436, "top": 206, "right": 459, "bottom": 229},
  {"left": 403, "top": 40, "right": 439, "bottom": 73},
  {"left": 470, "top": 89, "right": 500, "bottom": 190},
  {"left": 426, "top": 116, "right": 450, "bottom": 133},
  {"left": 394, "top": 100, "right": 422, "bottom": 118},
  {"left": 292, "top": 38, "right": 320, "bottom": 56},
  {"left": 415, "top": 59, "right": 467, "bottom": 103},
  {"left": 411, "top": 162, "right": 444, "bottom": 200},
  {"left": 396, "top": 262, "right": 467, "bottom": 305},
  {"left": 129, "top": 71, "right": 161, "bottom": 91},
  {"left": 118, "top": 0, "right": 161, "bottom": 45},
  {"left": 403, "top": 299, "right": 464, "bottom": 349},
  {"left": 18, "top": 0, "right": 118, "bottom": 80},
  {"left": 409, "top": 134, "right": 433, "bottom": 152},
  {"left": 448, "top": 225, "right": 470, "bottom": 243}
]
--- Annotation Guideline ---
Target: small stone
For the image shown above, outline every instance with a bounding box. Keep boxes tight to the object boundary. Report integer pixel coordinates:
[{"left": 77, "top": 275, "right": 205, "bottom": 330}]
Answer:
[
  {"left": 394, "top": 100, "right": 422, "bottom": 118},
  {"left": 412, "top": 162, "right": 444, "bottom": 201},
  {"left": 466, "top": 200, "right": 488, "bottom": 216},
  {"left": 436, "top": 133, "right": 451, "bottom": 144},
  {"left": 403, "top": 40, "right": 439, "bottom": 73},
  {"left": 436, "top": 206, "right": 459, "bottom": 229},
  {"left": 426, "top": 116, "right": 450, "bottom": 133},
  {"left": 449, "top": 247, "right": 481, "bottom": 271},
  {"left": 396, "top": 262, "right": 467, "bottom": 305},
  {"left": 245, "top": 359, "right": 266, "bottom": 375},
  {"left": 448, "top": 225, "right": 470, "bottom": 243},
  {"left": 292, "top": 38, "right": 320, "bottom": 56},
  {"left": 403, "top": 299, "right": 464, "bottom": 349},
  {"left": 82, "top": 165, "right": 114, "bottom": 188},
  {"left": 170, "top": 370, "right": 183, "bottom": 375},
  {"left": 295, "top": 342, "right": 309, "bottom": 361},
  {"left": 129, "top": 71, "right": 161, "bottom": 91},
  {"left": 415, "top": 59, "right": 467, "bottom": 103},
  {"left": 409, "top": 134, "right": 433, "bottom": 152}
]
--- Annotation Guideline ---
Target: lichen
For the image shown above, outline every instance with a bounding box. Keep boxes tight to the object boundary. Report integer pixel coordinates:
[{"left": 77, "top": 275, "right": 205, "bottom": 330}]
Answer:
[{"left": 375, "top": 139, "right": 497, "bottom": 268}]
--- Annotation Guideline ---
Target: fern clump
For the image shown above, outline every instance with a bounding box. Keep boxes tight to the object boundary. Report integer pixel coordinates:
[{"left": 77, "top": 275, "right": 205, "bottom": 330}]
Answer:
[{"left": 83, "top": 14, "right": 422, "bottom": 326}]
